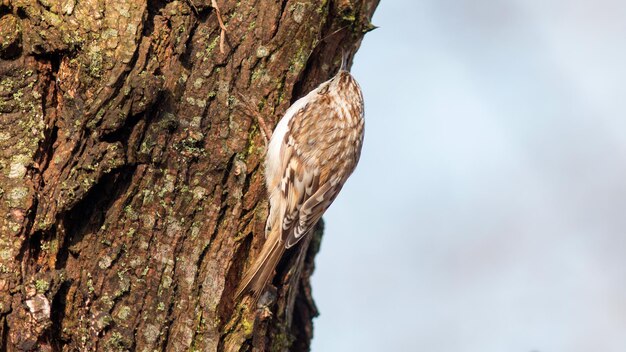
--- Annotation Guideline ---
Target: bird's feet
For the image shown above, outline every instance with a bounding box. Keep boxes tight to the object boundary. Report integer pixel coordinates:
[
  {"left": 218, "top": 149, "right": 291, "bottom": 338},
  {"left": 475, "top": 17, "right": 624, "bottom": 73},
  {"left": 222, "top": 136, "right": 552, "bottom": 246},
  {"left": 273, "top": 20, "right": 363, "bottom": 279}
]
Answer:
[{"left": 235, "top": 92, "right": 274, "bottom": 144}]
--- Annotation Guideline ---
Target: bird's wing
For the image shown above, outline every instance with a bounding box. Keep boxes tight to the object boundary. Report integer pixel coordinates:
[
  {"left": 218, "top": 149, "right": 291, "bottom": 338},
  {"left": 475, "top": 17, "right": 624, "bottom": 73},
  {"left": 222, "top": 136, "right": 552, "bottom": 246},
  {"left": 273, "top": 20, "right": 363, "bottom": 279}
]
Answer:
[
  {"left": 277, "top": 135, "right": 321, "bottom": 247},
  {"left": 285, "top": 175, "right": 343, "bottom": 248}
]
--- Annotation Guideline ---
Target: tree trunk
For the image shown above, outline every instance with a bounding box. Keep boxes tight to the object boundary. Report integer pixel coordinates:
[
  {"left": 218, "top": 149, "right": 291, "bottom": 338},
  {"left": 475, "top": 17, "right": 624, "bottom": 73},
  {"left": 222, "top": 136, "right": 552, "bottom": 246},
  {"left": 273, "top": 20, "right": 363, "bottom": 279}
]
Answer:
[{"left": 0, "top": 0, "right": 378, "bottom": 350}]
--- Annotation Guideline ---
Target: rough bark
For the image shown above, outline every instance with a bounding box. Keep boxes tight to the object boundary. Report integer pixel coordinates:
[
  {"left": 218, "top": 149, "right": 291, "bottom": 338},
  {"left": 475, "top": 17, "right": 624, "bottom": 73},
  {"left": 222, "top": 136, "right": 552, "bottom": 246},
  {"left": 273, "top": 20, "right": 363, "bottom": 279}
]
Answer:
[{"left": 0, "top": 0, "right": 378, "bottom": 350}]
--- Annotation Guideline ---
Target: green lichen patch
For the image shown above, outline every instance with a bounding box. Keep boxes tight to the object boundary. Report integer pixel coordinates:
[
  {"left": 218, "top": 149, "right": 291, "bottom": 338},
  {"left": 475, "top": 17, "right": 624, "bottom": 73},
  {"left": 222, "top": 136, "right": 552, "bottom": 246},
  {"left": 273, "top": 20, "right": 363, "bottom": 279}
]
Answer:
[
  {"left": 290, "top": 2, "right": 308, "bottom": 24},
  {"left": 105, "top": 331, "right": 129, "bottom": 351},
  {"left": 0, "top": 14, "right": 22, "bottom": 58},
  {"left": 7, "top": 186, "right": 30, "bottom": 206},
  {"left": 115, "top": 305, "right": 132, "bottom": 321},
  {"left": 99, "top": 255, "right": 113, "bottom": 269},
  {"left": 142, "top": 323, "right": 161, "bottom": 344},
  {"left": 34, "top": 279, "right": 50, "bottom": 293},
  {"left": 256, "top": 45, "right": 269, "bottom": 58},
  {"left": 8, "top": 159, "right": 28, "bottom": 179}
]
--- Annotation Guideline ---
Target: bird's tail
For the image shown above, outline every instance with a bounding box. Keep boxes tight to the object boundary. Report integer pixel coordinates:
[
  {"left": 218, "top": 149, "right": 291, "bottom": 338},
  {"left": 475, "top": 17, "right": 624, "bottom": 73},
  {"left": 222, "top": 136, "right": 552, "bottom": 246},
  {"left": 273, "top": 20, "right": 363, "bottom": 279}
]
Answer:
[{"left": 235, "top": 229, "right": 285, "bottom": 301}]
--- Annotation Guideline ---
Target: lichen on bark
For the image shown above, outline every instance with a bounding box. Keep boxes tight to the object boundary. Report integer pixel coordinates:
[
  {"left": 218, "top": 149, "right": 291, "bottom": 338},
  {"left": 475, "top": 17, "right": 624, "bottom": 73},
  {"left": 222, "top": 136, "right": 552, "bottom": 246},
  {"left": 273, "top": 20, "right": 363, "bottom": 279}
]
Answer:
[{"left": 0, "top": 0, "right": 378, "bottom": 350}]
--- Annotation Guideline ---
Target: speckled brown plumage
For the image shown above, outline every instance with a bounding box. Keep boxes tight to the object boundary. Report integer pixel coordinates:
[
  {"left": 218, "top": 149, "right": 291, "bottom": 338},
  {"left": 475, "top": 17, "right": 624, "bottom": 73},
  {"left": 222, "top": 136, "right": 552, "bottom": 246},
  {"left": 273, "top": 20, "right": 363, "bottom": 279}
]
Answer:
[{"left": 236, "top": 66, "right": 365, "bottom": 300}]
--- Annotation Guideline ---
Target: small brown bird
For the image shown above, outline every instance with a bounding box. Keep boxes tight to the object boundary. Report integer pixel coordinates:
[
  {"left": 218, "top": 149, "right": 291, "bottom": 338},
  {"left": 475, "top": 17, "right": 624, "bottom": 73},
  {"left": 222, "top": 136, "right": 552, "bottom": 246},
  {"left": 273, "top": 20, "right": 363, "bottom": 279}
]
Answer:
[{"left": 236, "top": 57, "right": 365, "bottom": 300}]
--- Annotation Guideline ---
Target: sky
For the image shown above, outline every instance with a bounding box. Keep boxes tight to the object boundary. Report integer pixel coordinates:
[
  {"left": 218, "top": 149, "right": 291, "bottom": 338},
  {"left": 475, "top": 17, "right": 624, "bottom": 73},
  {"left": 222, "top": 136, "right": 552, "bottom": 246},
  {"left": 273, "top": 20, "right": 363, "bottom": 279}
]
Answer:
[{"left": 312, "top": 1, "right": 626, "bottom": 351}]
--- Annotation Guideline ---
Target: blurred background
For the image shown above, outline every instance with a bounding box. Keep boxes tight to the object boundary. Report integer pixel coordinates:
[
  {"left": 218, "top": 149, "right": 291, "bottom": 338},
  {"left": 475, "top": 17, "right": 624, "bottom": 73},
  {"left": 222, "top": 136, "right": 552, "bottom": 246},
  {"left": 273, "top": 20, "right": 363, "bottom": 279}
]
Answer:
[{"left": 311, "top": 1, "right": 626, "bottom": 351}]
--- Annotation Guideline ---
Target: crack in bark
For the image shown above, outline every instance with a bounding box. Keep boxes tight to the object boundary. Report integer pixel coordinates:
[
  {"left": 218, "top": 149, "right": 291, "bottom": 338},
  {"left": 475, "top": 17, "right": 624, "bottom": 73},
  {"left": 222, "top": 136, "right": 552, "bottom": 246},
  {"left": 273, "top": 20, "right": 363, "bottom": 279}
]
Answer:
[
  {"left": 48, "top": 280, "right": 71, "bottom": 349},
  {"left": 56, "top": 165, "right": 138, "bottom": 269}
]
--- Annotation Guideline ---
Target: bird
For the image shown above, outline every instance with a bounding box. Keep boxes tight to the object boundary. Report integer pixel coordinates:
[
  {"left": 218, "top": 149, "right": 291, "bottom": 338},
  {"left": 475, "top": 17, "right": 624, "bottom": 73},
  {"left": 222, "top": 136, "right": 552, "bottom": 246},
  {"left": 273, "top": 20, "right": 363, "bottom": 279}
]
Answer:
[{"left": 236, "top": 55, "right": 365, "bottom": 301}]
